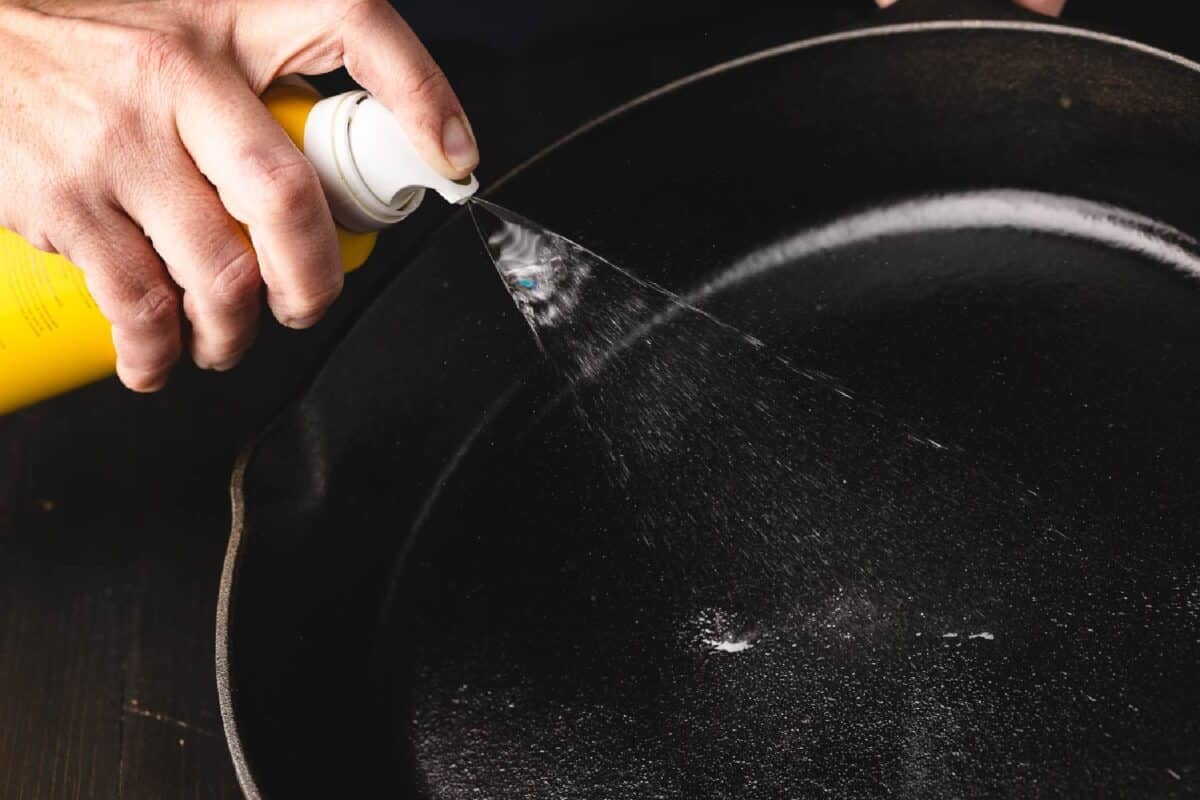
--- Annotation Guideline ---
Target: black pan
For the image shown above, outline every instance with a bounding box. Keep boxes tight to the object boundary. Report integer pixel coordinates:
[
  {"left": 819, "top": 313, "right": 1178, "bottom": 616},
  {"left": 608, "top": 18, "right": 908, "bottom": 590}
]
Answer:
[{"left": 218, "top": 8, "right": 1200, "bottom": 798}]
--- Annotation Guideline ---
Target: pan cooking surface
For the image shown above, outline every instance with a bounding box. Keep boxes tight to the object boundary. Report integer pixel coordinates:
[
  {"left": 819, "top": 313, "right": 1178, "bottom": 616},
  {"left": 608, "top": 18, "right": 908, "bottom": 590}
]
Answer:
[{"left": 381, "top": 207, "right": 1200, "bottom": 797}]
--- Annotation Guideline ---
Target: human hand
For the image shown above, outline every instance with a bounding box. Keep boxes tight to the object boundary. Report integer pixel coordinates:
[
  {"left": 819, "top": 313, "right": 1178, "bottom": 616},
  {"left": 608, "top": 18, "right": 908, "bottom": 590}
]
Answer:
[
  {"left": 0, "top": 0, "right": 477, "bottom": 391},
  {"left": 875, "top": 0, "right": 1066, "bottom": 15}
]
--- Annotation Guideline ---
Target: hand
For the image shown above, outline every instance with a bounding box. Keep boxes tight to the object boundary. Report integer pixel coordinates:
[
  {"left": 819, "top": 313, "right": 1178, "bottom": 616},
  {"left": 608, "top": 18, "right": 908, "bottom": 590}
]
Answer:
[
  {"left": 0, "top": 0, "right": 478, "bottom": 391},
  {"left": 876, "top": 0, "right": 1066, "bottom": 14}
]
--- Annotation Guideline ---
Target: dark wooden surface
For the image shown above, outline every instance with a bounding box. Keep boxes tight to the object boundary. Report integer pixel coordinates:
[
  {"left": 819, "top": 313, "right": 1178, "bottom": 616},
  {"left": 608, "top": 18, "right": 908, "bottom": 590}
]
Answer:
[{"left": 0, "top": 3, "right": 1183, "bottom": 797}]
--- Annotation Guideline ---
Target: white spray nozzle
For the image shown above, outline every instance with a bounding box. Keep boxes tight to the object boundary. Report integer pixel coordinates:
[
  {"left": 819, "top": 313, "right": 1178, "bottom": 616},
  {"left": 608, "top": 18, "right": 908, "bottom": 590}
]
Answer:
[{"left": 304, "top": 90, "right": 479, "bottom": 232}]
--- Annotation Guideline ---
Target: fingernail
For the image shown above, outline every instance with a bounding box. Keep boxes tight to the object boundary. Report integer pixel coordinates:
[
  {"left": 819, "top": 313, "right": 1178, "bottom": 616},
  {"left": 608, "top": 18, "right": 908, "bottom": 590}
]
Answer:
[
  {"left": 197, "top": 354, "right": 244, "bottom": 372},
  {"left": 442, "top": 115, "right": 479, "bottom": 173},
  {"left": 278, "top": 311, "right": 323, "bottom": 330}
]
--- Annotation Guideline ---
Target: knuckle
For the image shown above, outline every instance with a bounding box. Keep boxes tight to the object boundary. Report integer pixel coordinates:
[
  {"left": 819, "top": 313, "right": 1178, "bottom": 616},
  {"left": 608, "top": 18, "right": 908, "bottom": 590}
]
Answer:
[
  {"left": 402, "top": 64, "right": 450, "bottom": 105},
  {"left": 240, "top": 149, "right": 321, "bottom": 223},
  {"left": 98, "top": 106, "right": 145, "bottom": 156},
  {"left": 132, "top": 29, "right": 196, "bottom": 79},
  {"left": 207, "top": 245, "right": 261, "bottom": 308},
  {"left": 124, "top": 282, "right": 180, "bottom": 332}
]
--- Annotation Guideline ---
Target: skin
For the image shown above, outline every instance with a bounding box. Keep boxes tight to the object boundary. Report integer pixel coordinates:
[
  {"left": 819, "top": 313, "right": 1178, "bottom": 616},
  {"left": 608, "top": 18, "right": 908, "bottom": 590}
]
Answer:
[{"left": 0, "top": 0, "right": 478, "bottom": 391}]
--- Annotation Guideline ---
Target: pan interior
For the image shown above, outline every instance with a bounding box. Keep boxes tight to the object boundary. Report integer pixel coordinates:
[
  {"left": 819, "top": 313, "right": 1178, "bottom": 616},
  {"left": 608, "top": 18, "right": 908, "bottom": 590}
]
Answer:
[{"left": 379, "top": 195, "right": 1200, "bottom": 797}]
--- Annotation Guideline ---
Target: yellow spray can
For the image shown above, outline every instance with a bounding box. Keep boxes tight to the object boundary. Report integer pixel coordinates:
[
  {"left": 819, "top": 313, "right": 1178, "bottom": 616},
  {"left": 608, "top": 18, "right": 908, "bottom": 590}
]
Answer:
[{"left": 0, "top": 83, "right": 477, "bottom": 415}]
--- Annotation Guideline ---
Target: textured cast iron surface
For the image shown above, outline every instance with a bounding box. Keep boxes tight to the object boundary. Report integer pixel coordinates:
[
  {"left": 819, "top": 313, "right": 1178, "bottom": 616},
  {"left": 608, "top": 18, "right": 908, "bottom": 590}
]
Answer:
[{"left": 224, "top": 25, "right": 1200, "bottom": 798}]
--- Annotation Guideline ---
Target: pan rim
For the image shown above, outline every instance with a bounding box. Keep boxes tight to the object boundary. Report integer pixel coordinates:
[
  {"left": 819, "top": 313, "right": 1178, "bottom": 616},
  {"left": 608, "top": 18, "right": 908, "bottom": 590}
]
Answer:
[{"left": 216, "top": 19, "right": 1200, "bottom": 799}]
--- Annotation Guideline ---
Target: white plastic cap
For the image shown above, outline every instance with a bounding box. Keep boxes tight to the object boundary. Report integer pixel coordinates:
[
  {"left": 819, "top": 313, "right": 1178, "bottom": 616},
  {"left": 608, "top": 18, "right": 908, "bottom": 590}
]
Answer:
[{"left": 303, "top": 90, "right": 479, "bottom": 232}]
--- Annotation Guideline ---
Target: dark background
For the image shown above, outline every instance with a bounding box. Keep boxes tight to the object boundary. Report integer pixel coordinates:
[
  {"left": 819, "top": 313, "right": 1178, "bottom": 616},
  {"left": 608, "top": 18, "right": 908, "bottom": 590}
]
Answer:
[{"left": 0, "top": 1, "right": 1192, "bottom": 796}]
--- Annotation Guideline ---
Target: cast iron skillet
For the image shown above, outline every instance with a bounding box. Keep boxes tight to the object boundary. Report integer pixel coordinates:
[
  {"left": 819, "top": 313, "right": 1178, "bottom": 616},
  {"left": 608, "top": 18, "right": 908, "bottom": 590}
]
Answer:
[{"left": 219, "top": 6, "right": 1200, "bottom": 798}]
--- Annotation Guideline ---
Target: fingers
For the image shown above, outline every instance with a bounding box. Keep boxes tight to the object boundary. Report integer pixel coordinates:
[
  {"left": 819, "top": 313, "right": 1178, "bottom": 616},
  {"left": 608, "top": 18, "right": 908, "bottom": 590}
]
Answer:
[
  {"left": 175, "top": 69, "right": 343, "bottom": 330},
  {"left": 336, "top": 1, "right": 479, "bottom": 179},
  {"left": 122, "top": 157, "right": 262, "bottom": 371},
  {"left": 59, "top": 204, "right": 182, "bottom": 392},
  {"left": 242, "top": 0, "right": 478, "bottom": 181}
]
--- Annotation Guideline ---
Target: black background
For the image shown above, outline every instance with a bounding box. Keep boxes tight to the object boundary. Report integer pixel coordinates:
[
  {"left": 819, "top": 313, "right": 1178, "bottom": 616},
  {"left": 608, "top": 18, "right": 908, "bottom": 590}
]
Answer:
[{"left": 0, "top": 1, "right": 1193, "bottom": 796}]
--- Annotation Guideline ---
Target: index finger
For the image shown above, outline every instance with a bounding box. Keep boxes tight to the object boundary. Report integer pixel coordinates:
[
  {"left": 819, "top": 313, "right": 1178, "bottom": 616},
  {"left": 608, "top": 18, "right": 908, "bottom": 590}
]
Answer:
[
  {"left": 340, "top": 2, "right": 478, "bottom": 179},
  {"left": 253, "top": 0, "right": 479, "bottom": 181}
]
